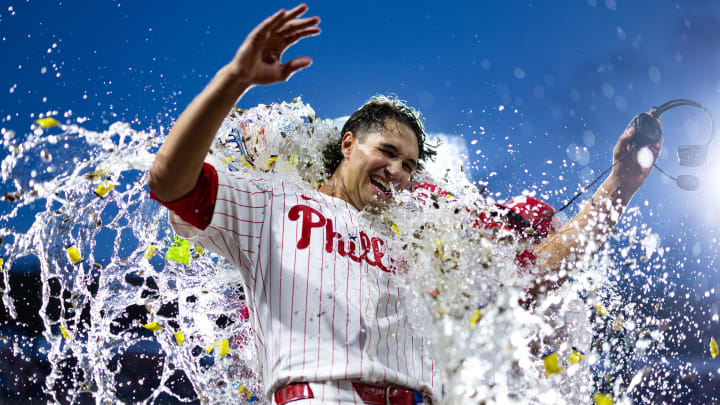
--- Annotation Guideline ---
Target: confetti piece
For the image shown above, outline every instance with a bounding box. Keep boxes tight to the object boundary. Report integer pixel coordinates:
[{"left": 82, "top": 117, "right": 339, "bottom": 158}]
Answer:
[
  {"left": 65, "top": 245, "right": 84, "bottom": 264},
  {"left": 568, "top": 347, "right": 584, "bottom": 364},
  {"left": 59, "top": 325, "right": 70, "bottom": 339},
  {"left": 593, "top": 303, "right": 608, "bottom": 317},
  {"left": 144, "top": 245, "right": 157, "bottom": 260},
  {"left": 165, "top": 237, "right": 190, "bottom": 265},
  {"left": 240, "top": 156, "right": 255, "bottom": 168},
  {"left": 434, "top": 237, "right": 445, "bottom": 261},
  {"left": 392, "top": 223, "right": 399, "bottom": 236},
  {"left": 193, "top": 245, "right": 204, "bottom": 256},
  {"left": 94, "top": 182, "right": 115, "bottom": 198},
  {"left": 594, "top": 393, "right": 613, "bottom": 405},
  {"left": 470, "top": 309, "right": 483, "bottom": 324},
  {"left": 263, "top": 155, "right": 278, "bottom": 172},
  {"left": 36, "top": 117, "right": 60, "bottom": 128},
  {"left": 174, "top": 330, "right": 185, "bottom": 345},
  {"left": 143, "top": 322, "right": 163, "bottom": 332},
  {"left": 0, "top": 257, "right": 4, "bottom": 272},
  {"left": 428, "top": 288, "right": 439, "bottom": 301},
  {"left": 711, "top": 337, "right": 718, "bottom": 359},
  {"left": 219, "top": 339, "right": 230, "bottom": 357},
  {"left": 238, "top": 385, "right": 246, "bottom": 393},
  {"left": 542, "top": 351, "right": 562, "bottom": 376}
]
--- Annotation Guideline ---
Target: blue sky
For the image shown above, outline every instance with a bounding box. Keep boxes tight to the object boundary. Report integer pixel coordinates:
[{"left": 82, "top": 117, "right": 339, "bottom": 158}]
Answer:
[{"left": 2, "top": 0, "right": 720, "bottom": 359}]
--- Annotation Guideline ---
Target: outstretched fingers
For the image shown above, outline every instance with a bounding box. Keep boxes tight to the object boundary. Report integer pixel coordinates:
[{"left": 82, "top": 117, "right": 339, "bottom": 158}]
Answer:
[
  {"left": 279, "top": 3, "right": 310, "bottom": 25},
  {"left": 278, "top": 16, "right": 321, "bottom": 37},
  {"left": 252, "top": 8, "right": 287, "bottom": 39},
  {"left": 284, "top": 27, "right": 322, "bottom": 47},
  {"left": 281, "top": 56, "right": 313, "bottom": 81}
]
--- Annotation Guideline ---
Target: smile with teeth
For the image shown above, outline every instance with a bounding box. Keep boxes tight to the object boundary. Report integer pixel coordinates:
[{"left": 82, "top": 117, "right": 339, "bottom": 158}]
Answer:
[{"left": 369, "top": 176, "right": 391, "bottom": 194}]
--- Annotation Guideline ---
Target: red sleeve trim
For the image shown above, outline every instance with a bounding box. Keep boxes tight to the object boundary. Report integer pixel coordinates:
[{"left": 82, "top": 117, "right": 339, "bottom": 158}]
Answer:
[{"left": 149, "top": 163, "right": 218, "bottom": 230}]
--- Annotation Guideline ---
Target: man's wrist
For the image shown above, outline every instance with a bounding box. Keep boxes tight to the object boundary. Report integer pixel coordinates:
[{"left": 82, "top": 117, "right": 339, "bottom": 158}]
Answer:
[
  {"left": 214, "top": 65, "right": 253, "bottom": 99},
  {"left": 602, "top": 174, "right": 636, "bottom": 206}
]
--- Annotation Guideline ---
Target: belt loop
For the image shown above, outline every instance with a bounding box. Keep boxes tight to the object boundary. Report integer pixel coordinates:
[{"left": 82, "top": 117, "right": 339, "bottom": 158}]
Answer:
[{"left": 385, "top": 384, "right": 392, "bottom": 405}]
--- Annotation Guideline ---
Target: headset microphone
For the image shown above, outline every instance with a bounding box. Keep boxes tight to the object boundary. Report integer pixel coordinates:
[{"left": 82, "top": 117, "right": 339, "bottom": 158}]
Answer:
[{"left": 533, "top": 98, "right": 715, "bottom": 232}]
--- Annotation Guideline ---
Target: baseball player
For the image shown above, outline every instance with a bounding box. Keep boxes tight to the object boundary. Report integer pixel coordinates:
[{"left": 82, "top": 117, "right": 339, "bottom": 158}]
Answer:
[{"left": 147, "top": 4, "right": 662, "bottom": 403}]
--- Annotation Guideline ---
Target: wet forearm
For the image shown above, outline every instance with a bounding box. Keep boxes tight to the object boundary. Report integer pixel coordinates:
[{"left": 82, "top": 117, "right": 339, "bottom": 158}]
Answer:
[
  {"left": 530, "top": 175, "right": 636, "bottom": 294},
  {"left": 148, "top": 66, "right": 251, "bottom": 202}
]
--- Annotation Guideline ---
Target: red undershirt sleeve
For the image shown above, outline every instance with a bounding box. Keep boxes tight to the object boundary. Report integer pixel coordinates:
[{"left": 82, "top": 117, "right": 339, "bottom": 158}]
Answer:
[{"left": 149, "top": 162, "right": 218, "bottom": 230}]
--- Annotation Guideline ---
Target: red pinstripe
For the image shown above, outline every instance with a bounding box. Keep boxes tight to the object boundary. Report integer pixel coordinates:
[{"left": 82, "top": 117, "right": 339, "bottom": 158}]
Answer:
[
  {"left": 394, "top": 284, "right": 401, "bottom": 377},
  {"left": 301, "top": 200, "right": 312, "bottom": 373},
  {"left": 277, "top": 182, "right": 287, "bottom": 380},
  {"left": 266, "top": 187, "right": 276, "bottom": 374},
  {"left": 216, "top": 211, "right": 264, "bottom": 224},
  {"left": 218, "top": 182, "right": 271, "bottom": 195},
  {"left": 288, "top": 195, "right": 300, "bottom": 373},
  {"left": 384, "top": 278, "right": 392, "bottom": 377},
  {"left": 342, "top": 206, "right": 352, "bottom": 380},
  {"left": 216, "top": 197, "right": 266, "bottom": 209},
  {"left": 313, "top": 211, "right": 325, "bottom": 381}
]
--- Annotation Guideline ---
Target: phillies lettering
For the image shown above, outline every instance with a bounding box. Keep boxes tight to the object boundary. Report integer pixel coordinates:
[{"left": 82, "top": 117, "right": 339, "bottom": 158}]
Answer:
[{"left": 288, "top": 204, "right": 390, "bottom": 272}]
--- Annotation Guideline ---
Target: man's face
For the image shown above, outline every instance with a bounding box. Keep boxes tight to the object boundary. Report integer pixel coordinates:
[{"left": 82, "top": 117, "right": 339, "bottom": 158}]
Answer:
[{"left": 339, "top": 119, "right": 419, "bottom": 210}]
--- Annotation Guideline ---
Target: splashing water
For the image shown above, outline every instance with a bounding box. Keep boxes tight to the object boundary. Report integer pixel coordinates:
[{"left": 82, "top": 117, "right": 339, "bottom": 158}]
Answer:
[{"left": 0, "top": 99, "right": 696, "bottom": 403}]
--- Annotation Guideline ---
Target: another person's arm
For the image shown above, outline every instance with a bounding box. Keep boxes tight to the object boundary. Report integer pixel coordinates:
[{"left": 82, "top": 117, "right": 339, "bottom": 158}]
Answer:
[
  {"left": 529, "top": 121, "right": 663, "bottom": 295},
  {"left": 148, "top": 4, "right": 320, "bottom": 202}
]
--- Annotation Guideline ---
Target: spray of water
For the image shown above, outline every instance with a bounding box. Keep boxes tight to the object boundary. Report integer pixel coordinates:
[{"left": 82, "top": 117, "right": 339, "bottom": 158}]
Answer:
[{"left": 0, "top": 99, "right": 691, "bottom": 403}]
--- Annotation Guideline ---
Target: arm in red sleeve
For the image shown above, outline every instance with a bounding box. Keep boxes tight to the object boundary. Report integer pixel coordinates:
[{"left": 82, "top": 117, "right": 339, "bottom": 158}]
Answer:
[{"left": 149, "top": 162, "right": 218, "bottom": 230}]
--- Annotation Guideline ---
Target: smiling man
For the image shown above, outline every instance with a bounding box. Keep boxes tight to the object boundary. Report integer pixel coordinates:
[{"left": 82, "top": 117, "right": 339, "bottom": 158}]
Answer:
[
  {"left": 148, "top": 3, "right": 661, "bottom": 404},
  {"left": 148, "top": 5, "right": 440, "bottom": 404},
  {"left": 319, "top": 98, "right": 431, "bottom": 211}
]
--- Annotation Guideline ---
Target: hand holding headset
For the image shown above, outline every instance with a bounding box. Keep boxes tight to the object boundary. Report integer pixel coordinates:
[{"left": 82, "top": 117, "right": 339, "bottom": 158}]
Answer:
[
  {"left": 533, "top": 98, "right": 715, "bottom": 231},
  {"left": 631, "top": 99, "right": 714, "bottom": 191}
]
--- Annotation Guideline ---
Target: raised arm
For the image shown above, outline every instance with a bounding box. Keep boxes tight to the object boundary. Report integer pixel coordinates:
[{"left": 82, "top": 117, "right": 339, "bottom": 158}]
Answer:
[
  {"left": 529, "top": 120, "right": 663, "bottom": 295},
  {"left": 148, "top": 4, "right": 320, "bottom": 202}
]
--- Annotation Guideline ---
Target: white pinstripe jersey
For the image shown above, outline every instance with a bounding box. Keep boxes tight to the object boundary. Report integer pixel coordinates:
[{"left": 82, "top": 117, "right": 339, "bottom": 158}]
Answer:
[{"left": 169, "top": 168, "right": 440, "bottom": 400}]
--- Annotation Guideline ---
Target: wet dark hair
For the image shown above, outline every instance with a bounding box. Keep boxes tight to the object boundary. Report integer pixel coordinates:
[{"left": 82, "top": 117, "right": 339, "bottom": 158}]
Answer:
[{"left": 322, "top": 95, "right": 436, "bottom": 177}]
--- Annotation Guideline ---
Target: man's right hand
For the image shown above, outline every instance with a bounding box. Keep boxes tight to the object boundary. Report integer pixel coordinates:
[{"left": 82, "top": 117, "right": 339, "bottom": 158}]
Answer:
[{"left": 226, "top": 4, "right": 321, "bottom": 87}]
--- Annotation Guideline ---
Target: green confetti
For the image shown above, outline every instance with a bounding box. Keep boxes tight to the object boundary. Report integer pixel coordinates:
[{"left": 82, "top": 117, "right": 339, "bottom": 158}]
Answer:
[{"left": 165, "top": 236, "right": 191, "bottom": 265}]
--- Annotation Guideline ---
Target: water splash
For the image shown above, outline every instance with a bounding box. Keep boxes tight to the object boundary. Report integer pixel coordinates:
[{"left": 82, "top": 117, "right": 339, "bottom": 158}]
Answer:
[{"left": 0, "top": 99, "right": 696, "bottom": 403}]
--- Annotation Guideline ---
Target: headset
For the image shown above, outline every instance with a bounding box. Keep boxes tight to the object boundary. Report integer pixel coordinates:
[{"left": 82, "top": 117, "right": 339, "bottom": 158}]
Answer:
[{"left": 533, "top": 99, "right": 715, "bottom": 232}]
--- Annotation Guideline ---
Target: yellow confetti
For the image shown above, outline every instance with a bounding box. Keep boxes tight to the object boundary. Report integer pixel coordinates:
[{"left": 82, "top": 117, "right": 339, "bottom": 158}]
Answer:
[
  {"left": 470, "top": 309, "right": 483, "bottom": 324},
  {"left": 593, "top": 303, "right": 608, "bottom": 317},
  {"left": 143, "top": 322, "right": 163, "bottom": 332},
  {"left": 568, "top": 347, "right": 584, "bottom": 364},
  {"left": 65, "top": 245, "right": 83, "bottom": 264},
  {"left": 594, "top": 393, "right": 613, "bottom": 405},
  {"left": 94, "top": 182, "right": 115, "bottom": 198},
  {"left": 59, "top": 325, "right": 71, "bottom": 339},
  {"left": 392, "top": 223, "right": 399, "bottom": 236},
  {"left": 542, "top": 351, "right": 562, "bottom": 376},
  {"left": 219, "top": 339, "right": 230, "bottom": 357},
  {"left": 434, "top": 237, "right": 445, "bottom": 261},
  {"left": 238, "top": 385, "right": 246, "bottom": 393},
  {"left": 711, "top": 337, "right": 718, "bottom": 359},
  {"left": 174, "top": 330, "right": 185, "bottom": 345},
  {"left": 0, "top": 257, "right": 4, "bottom": 272},
  {"left": 240, "top": 156, "right": 254, "bottom": 168},
  {"left": 36, "top": 117, "right": 60, "bottom": 128},
  {"left": 262, "top": 155, "right": 278, "bottom": 172},
  {"left": 144, "top": 245, "right": 157, "bottom": 260},
  {"left": 193, "top": 245, "right": 204, "bottom": 256}
]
